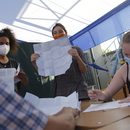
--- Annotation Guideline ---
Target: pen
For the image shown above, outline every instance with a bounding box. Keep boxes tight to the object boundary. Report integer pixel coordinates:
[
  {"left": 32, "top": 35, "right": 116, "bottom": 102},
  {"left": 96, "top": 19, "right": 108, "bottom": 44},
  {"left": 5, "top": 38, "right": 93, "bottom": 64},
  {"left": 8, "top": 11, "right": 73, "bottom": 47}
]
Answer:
[{"left": 92, "top": 86, "right": 94, "bottom": 90}]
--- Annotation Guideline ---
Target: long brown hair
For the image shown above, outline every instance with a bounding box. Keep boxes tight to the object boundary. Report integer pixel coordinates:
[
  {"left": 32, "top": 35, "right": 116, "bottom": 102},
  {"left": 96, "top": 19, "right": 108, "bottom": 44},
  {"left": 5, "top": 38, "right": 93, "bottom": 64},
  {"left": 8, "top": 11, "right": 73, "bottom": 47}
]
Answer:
[{"left": 52, "top": 23, "right": 67, "bottom": 36}]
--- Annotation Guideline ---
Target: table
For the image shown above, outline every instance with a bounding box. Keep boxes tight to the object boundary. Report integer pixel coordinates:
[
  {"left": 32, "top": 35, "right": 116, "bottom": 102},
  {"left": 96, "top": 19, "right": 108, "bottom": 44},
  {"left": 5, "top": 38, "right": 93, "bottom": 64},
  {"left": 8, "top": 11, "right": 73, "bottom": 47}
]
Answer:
[
  {"left": 75, "top": 101, "right": 130, "bottom": 130},
  {"left": 97, "top": 117, "right": 130, "bottom": 130}
]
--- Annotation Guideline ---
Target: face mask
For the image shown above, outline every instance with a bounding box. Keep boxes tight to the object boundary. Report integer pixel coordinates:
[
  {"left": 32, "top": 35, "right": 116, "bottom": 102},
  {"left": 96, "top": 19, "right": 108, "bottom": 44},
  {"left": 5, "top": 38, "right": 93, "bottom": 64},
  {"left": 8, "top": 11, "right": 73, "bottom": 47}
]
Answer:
[
  {"left": 124, "top": 56, "right": 130, "bottom": 65},
  {"left": 0, "top": 44, "right": 10, "bottom": 56},
  {"left": 54, "top": 34, "right": 66, "bottom": 40}
]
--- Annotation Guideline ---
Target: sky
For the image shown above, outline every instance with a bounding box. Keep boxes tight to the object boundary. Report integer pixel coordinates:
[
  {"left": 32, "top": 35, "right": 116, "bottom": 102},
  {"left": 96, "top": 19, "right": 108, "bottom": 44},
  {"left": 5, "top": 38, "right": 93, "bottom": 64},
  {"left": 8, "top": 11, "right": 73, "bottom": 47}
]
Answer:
[{"left": 100, "top": 37, "right": 120, "bottom": 51}]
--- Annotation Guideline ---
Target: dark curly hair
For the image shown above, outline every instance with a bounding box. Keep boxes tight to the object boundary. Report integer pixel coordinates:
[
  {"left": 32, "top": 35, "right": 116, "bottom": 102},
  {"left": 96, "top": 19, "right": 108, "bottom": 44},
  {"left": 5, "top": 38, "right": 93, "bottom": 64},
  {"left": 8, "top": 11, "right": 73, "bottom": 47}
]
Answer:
[
  {"left": 0, "top": 28, "right": 18, "bottom": 55},
  {"left": 52, "top": 23, "right": 67, "bottom": 36}
]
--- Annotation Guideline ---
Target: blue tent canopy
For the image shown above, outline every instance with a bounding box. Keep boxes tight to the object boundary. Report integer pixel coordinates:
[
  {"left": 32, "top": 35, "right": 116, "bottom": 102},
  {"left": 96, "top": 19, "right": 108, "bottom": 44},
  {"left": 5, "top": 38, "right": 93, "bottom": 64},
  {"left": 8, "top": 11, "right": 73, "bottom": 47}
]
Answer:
[{"left": 69, "top": 0, "right": 130, "bottom": 52}]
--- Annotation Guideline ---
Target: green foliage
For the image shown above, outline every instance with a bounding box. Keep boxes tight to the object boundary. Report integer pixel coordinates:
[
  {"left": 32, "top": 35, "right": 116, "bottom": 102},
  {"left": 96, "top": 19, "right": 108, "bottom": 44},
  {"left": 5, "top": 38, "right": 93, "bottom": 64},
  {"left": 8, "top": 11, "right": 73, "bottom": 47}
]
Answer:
[{"left": 102, "top": 49, "right": 111, "bottom": 54}]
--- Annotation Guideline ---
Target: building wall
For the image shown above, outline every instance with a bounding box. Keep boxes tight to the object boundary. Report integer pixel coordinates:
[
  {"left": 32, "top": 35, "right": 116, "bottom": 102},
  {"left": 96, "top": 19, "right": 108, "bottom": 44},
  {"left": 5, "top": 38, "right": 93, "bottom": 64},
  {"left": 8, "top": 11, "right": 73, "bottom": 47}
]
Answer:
[
  {"left": 103, "top": 50, "right": 124, "bottom": 79},
  {"left": 83, "top": 50, "right": 98, "bottom": 90},
  {"left": 83, "top": 45, "right": 124, "bottom": 91},
  {"left": 92, "top": 45, "right": 110, "bottom": 89},
  {"left": 83, "top": 45, "right": 110, "bottom": 90}
]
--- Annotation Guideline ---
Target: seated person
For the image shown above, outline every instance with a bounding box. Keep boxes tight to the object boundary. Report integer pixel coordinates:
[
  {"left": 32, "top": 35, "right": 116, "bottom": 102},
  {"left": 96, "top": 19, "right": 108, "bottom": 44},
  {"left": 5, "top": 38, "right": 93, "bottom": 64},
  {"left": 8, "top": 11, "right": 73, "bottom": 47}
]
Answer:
[
  {"left": 88, "top": 31, "right": 130, "bottom": 103},
  {"left": 0, "top": 28, "right": 28, "bottom": 94}
]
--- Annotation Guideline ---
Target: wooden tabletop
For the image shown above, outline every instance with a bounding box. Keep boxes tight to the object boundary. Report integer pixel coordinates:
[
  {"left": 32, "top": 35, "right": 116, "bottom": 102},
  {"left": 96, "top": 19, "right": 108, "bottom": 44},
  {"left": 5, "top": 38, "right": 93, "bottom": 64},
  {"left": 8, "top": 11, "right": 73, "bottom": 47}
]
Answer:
[
  {"left": 97, "top": 117, "right": 130, "bottom": 130},
  {"left": 75, "top": 101, "right": 130, "bottom": 130}
]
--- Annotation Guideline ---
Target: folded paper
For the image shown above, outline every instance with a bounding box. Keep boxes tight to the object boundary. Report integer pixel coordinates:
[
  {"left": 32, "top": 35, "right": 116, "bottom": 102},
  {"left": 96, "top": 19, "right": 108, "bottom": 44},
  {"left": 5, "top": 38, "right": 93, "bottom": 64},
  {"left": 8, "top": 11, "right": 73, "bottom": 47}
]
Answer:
[
  {"left": 25, "top": 91, "right": 81, "bottom": 115},
  {"left": 33, "top": 35, "right": 72, "bottom": 76}
]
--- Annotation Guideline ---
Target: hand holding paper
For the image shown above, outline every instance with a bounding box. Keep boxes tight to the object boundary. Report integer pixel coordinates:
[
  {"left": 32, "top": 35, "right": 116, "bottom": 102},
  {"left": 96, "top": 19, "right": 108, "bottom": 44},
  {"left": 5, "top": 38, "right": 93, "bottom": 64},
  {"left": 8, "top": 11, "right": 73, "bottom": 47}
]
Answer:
[{"left": 33, "top": 36, "right": 72, "bottom": 76}]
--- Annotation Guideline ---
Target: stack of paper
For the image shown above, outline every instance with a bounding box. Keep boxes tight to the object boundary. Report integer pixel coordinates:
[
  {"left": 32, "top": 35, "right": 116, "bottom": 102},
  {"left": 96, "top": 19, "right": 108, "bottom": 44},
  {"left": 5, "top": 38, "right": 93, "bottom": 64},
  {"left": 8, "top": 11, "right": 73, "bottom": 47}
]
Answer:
[
  {"left": 24, "top": 91, "right": 81, "bottom": 115},
  {"left": 33, "top": 35, "right": 72, "bottom": 76}
]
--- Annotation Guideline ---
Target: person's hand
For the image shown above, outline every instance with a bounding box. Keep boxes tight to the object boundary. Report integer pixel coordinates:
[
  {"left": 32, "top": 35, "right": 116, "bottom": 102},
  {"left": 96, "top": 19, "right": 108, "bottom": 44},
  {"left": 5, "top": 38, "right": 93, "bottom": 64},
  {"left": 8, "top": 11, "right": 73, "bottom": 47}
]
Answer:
[
  {"left": 31, "top": 53, "right": 40, "bottom": 66},
  {"left": 18, "top": 71, "right": 28, "bottom": 86},
  {"left": 55, "top": 107, "right": 80, "bottom": 129},
  {"left": 119, "top": 94, "right": 130, "bottom": 103},
  {"left": 53, "top": 107, "right": 80, "bottom": 118},
  {"left": 45, "top": 107, "right": 80, "bottom": 130},
  {"left": 68, "top": 49, "right": 79, "bottom": 58},
  {"left": 63, "top": 107, "right": 80, "bottom": 118},
  {"left": 88, "top": 89, "right": 103, "bottom": 100}
]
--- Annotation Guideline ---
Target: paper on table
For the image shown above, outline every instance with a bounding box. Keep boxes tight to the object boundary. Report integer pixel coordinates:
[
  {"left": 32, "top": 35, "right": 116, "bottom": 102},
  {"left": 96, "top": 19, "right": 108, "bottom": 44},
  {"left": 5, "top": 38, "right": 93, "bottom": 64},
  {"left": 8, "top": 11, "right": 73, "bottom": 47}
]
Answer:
[
  {"left": 24, "top": 91, "right": 81, "bottom": 115},
  {"left": 33, "top": 35, "right": 72, "bottom": 76},
  {"left": 83, "top": 100, "right": 130, "bottom": 113}
]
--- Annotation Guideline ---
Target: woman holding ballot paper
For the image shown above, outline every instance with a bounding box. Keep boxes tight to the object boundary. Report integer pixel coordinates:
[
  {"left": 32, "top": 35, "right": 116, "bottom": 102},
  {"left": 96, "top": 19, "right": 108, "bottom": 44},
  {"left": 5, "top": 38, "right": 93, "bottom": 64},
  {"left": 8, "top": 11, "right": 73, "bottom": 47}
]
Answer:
[
  {"left": 31, "top": 23, "right": 89, "bottom": 101},
  {"left": 0, "top": 28, "right": 28, "bottom": 94},
  {"left": 88, "top": 31, "right": 130, "bottom": 103}
]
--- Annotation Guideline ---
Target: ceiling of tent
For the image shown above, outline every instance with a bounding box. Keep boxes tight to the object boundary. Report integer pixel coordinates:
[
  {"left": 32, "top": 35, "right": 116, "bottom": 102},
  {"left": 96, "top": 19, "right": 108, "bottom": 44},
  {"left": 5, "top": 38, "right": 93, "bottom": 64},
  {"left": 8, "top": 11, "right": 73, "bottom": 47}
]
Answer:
[{"left": 0, "top": 0, "right": 126, "bottom": 42}]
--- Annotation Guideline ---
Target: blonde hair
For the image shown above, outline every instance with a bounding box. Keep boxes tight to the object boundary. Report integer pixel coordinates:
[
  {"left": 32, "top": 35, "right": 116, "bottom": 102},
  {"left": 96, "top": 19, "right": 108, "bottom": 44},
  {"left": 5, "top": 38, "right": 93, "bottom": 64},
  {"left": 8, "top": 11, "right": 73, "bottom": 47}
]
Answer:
[{"left": 121, "top": 31, "right": 130, "bottom": 46}]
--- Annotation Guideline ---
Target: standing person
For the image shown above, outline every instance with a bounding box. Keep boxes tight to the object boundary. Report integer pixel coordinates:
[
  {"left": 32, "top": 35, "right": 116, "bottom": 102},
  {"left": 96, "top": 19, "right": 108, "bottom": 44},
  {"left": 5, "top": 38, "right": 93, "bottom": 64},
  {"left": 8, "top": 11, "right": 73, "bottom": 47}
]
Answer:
[
  {"left": 0, "top": 79, "right": 80, "bottom": 130},
  {"left": 31, "top": 23, "right": 89, "bottom": 101},
  {"left": 0, "top": 28, "right": 28, "bottom": 94},
  {"left": 88, "top": 31, "right": 130, "bottom": 103}
]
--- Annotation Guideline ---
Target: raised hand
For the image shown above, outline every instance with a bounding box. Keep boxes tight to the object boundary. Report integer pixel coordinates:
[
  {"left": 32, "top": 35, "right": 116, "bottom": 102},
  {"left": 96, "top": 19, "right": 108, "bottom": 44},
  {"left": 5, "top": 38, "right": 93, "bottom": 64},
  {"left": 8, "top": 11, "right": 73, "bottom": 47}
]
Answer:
[
  {"left": 31, "top": 53, "right": 40, "bottom": 66},
  {"left": 18, "top": 71, "right": 28, "bottom": 86},
  {"left": 68, "top": 48, "right": 79, "bottom": 57}
]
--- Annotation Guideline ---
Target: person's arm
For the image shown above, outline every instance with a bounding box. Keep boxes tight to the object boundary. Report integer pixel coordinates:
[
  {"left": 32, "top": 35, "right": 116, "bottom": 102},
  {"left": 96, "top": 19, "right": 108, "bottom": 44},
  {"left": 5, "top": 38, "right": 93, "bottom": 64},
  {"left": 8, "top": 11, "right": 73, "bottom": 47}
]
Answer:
[
  {"left": 44, "top": 107, "right": 80, "bottom": 130},
  {"left": 0, "top": 79, "right": 80, "bottom": 130},
  {"left": 0, "top": 79, "right": 48, "bottom": 130},
  {"left": 89, "top": 64, "right": 127, "bottom": 101},
  {"left": 75, "top": 55, "right": 87, "bottom": 74},
  {"left": 31, "top": 53, "right": 47, "bottom": 79},
  {"left": 68, "top": 49, "right": 87, "bottom": 74},
  {"left": 104, "top": 64, "right": 126, "bottom": 100}
]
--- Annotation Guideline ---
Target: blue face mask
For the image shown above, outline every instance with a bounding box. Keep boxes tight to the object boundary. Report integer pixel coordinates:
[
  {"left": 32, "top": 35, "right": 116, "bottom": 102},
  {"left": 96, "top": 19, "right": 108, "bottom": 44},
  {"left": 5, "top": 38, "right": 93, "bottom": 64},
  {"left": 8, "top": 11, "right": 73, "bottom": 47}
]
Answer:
[{"left": 124, "top": 56, "right": 130, "bottom": 65}]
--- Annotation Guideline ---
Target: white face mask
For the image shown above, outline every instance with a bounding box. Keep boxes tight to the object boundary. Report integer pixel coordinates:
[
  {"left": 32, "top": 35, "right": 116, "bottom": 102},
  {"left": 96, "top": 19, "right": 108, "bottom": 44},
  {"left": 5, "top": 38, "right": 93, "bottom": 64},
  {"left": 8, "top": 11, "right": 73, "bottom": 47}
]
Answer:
[{"left": 0, "top": 44, "right": 10, "bottom": 56}]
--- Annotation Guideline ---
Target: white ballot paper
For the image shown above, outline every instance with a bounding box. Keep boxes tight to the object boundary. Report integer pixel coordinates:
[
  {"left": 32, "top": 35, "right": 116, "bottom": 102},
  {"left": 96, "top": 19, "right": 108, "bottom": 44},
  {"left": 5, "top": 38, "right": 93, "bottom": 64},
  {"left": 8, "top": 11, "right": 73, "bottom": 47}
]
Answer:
[
  {"left": 83, "top": 100, "right": 130, "bottom": 113},
  {"left": 24, "top": 91, "right": 81, "bottom": 115},
  {"left": 14, "top": 64, "right": 21, "bottom": 84},
  {"left": 33, "top": 35, "right": 72, "bottom": 76}
]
